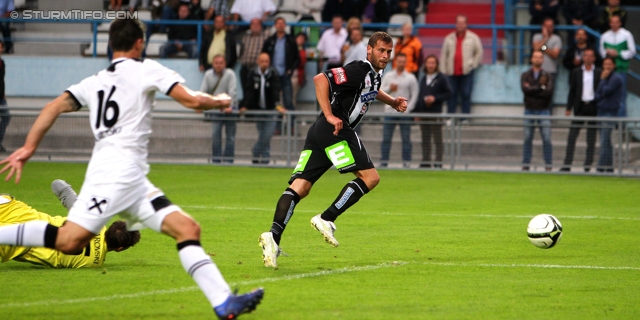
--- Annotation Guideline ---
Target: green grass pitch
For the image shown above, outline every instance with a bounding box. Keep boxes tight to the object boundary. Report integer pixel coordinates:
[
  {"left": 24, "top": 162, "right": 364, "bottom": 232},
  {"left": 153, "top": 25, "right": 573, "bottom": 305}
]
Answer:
[{"left": 1, "top": 162, "right": 639, "bottom": 319}]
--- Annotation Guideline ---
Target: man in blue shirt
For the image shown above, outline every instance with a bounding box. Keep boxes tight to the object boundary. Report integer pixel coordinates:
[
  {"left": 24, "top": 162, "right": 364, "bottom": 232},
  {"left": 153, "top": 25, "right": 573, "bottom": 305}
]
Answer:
[{"left": 262, "top": 17, "right": 300, "bottom": 114}]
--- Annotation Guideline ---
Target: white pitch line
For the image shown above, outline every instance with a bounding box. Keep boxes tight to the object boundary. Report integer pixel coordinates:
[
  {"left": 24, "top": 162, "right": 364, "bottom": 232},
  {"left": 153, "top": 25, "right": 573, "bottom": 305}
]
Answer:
[
  {"left": 0, "top": 262, "right": 404, "bottom": 309},
  {"left": 181, "top": 205, "right": 640, "bottom": 221},
  {"left": 421, "top": 261, "right": 640, "bottom": 271}
]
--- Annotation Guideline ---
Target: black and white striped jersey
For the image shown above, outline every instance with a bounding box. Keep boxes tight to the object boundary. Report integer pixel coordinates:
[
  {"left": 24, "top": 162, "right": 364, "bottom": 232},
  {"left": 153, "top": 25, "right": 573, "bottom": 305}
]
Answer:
[{"left": 321, "top": 59, "right": 383, "bottom": 129}]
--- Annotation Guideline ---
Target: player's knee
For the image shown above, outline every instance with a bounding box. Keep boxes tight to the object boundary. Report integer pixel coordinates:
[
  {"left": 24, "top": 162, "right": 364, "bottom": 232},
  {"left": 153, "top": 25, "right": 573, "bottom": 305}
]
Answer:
[
  {"left": 362, "top": 172, "right": 380, "bottom": 190},
  {"left": 368, "top": 175, "right": 380, "bottom": 190},
  {"left": 177, "top": 218, "right": 201, "bottom": 240}
]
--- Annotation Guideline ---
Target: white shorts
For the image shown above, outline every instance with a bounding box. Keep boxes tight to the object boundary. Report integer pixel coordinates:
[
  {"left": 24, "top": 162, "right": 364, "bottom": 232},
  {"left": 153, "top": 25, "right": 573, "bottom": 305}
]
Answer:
[{"left": 67, "top": 178, "right": 181, "bottom": 234}]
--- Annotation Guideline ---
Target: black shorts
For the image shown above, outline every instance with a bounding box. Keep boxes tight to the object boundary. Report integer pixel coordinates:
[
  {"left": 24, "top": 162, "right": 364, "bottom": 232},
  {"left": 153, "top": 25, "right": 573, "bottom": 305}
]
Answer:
[{"left": 289, "top": 116, "right": 374, "bottom": 184}]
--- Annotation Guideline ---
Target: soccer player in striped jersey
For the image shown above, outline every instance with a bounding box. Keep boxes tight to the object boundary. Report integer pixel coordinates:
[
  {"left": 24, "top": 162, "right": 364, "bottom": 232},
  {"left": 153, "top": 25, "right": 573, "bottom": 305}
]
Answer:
[
  {"left": 259, "top": 32, "right": 408, "bottom": 267},
  {"left": 0, "top": 19, "right": 262, "bottom": 319}
]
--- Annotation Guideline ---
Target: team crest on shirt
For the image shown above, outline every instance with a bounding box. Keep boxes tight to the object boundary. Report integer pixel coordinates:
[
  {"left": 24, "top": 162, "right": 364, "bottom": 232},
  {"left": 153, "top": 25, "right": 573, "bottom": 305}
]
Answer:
[
  {"left": 331, "top": 67, "right": 347, "bottom": 84},
  {"left": 365, "top": 77, "right": 371, "bottom": 88},
  {"left": 88, "top": 196, "right": 109, "bottom": 215}
]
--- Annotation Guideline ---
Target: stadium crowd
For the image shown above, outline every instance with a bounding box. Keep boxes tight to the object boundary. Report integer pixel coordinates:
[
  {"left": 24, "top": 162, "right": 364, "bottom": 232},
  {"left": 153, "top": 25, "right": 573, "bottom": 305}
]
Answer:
[{"left": 0, "top": 0, "right": 636, "bottom": 171}]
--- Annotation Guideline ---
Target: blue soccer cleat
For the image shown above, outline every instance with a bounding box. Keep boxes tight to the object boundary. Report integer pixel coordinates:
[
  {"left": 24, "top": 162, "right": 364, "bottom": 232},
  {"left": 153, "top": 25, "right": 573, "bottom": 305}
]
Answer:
[{"left": 214, "top": 288, "right": 264, "bottom": 320}]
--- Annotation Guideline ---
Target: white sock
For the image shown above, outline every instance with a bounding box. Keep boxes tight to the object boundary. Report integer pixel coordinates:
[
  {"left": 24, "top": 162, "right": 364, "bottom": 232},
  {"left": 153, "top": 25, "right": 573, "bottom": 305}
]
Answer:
[
  {"left": 0, "top": 220, "right": 49, "bottom": 246},
  {"left": 178, "top": 244, "right": 232, "bottom": 307}
]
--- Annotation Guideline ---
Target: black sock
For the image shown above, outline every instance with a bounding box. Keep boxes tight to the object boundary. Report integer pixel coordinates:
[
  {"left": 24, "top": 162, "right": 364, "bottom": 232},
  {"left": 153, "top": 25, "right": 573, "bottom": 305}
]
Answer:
[
  {"left": 270, "top": 188, "right": 300, "bottom": 245},
  {"left": 44, "top": 224, "right": 59, "bottom": 249},
  {"left": 321, "top": 178, "right": 369, "bottom": 222}
]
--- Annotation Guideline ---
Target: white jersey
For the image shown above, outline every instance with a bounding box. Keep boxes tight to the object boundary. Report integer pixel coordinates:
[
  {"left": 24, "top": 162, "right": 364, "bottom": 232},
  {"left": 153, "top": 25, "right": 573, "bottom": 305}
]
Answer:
[{"left": 66, "top": 58, "right": 184, "bottom": 184}]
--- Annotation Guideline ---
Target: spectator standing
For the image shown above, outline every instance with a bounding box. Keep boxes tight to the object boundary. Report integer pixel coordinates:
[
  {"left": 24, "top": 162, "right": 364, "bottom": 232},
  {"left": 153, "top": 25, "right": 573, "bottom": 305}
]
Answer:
[
  {"left": 521, "top": 50, "right": 554, "bottom": 171},
  {"left": 0, "top": 0, "right": 14, "bottom": 54},
  {"left": 262, "top": 17, "right": 300, "bottom": 114},
  {"left": 562, "top": 0, "right": 598, "bottom": 37},
  {"left": 230, "top": 0, "right": 275, "bottom": 25},
  {"left": 199, "top": 15, "right": 237, "bottom": 72},
  {"left": 345, "top": 17, "right": 363, "bottom": 44},
  {"left": 379, "top": 53, "right": 419, "bottom": 168},
  {"left": 292, "top": 33, "right": 308, "bottom": 108},
  {"left": 356, "top": 0, "right": 389, "bottom": 31},
  {"left": 394, "top": 22, "right": 423, "bottom": 78},
  {"left": 238, "top": 18, "right": 269, "bottom": 84},
  {"left": 595, "top": 57, "right": 624, "bottom": 173},
  {"left": 240, "top": 53, "right": 284, "bottom": 164},
  {"left": 317, "top": 15, "right": 348, "bottom": 70},
  {"left": 342, "top": 27, "right": 367, "bottom": 65},
  {"left": 599, "top": 14, "right": 635, "bottom": 118},
  {"left": 321, "top": 0, "right": 357, "bottom": 22},
  {"left": 528, "top": 0, "right": 559, "bottom": 25},
  {"left": 532, "top": 17, "right": 562, "bottom": 105},
  {"left": 563, "top": 28, "right": 602, "bottom": 71},
  {"left": 205, "top": 0, "right": 230, "bottom": 21},
  {"left": 561, "top": 49, "right": 601, "bottom": 172},
  {"left": 440, "top": 15, "right": 482, "bottom": 119},
  {"left": 160, "top": 4, "right": 198, "bottom": 58},
  {"left": 598, "top": 0, "right": 627, "bottom": 34},
  {"left": 0, "top": 42, "right": 8, "bottom": 152},
  {"left": 189, "top": 0, "right": 205, "bottom": 20},
  {"left": 414, "top": 54, "right": 451, "bottom": 168},
  {"left": 200, "top": 54, "right": 238, "bottom": 163},
  {"left": 390, "top": 0, "right": 419, "bottom": 22}
]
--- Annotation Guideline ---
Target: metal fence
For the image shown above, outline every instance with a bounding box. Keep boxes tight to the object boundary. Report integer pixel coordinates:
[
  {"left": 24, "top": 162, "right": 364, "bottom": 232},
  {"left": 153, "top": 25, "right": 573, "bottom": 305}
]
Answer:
[{"left": 3, "top": 108, "right": 640, "bottom": 176}]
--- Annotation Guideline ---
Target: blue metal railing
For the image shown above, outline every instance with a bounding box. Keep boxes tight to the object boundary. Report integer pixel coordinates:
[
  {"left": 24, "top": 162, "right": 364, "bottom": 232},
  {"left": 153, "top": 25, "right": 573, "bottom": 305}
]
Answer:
[{"left": 1, "top": 17, "right": 639, "bottom": 77}]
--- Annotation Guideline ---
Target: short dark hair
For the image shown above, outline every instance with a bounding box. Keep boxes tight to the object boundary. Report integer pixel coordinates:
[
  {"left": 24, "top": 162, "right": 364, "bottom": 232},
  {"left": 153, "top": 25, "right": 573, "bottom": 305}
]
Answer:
[
  {"left": 603, "top": 56, "right": 617, "bottom": 66},
  {"left": 423, "top": 54, "right": 439, "bottom": 73},
  {"left": 274, "top": 17, "right": 286, "bottom": 25},
  {"left": 295, "top": 32, "right": 308, "bottom": 41},
  {"left": 396, "top": 53, "right": 407, "bottom": 59},
  {"left": 109, "top": 19, "right": 145, "bottom": 52},
  {"left": 105, "top": 220, "right": 141, "bottom": 251},
  {"left": 368, "top": 31, "right": 393, "bottom": 48}
]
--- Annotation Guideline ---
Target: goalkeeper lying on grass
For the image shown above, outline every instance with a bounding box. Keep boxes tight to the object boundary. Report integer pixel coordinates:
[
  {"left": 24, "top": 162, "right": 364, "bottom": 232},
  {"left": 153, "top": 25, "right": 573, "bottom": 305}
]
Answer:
[{"left": 0, "top": 180, "right": 140, "bottom": 268}]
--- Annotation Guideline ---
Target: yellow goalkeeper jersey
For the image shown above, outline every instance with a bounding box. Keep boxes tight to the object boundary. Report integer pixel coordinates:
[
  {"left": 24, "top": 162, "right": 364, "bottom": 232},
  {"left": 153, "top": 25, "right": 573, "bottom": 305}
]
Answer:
[{"left": 0, "top": 195, "right": 108, "bottom": 268}]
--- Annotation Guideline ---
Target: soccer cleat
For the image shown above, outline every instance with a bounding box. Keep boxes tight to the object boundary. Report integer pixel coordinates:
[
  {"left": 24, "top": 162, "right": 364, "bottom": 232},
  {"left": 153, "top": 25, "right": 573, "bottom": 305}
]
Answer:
[
  {"left": 259, "top": 232, "right": 280, "bottom": 267},
  {"left": 51, "top": 179, "right": 77, "bottom": 210},
  {"left": 310, "top": 214, "right": 339, "bottom": 247},
  {"left": 214, "top": 288, "right": 264, "bottom": 320}
]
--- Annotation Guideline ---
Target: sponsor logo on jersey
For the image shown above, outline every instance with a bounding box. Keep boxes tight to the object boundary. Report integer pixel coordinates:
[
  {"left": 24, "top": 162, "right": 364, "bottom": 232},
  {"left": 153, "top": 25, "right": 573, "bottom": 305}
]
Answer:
[
  {"left": 95, "top": 126, "right": 122, "bottom": 141},
  {"left": 93, "top": 236, "right": 102, "bottom": 264},
  {"left": 331, "top": 67, "right": 347, "bottom": 84},
  {"left": 360, "top": 105, "right": 368, "bottom": 115},
  {"left": 360, "top": 90, "right": 378, "bottom": 103}
]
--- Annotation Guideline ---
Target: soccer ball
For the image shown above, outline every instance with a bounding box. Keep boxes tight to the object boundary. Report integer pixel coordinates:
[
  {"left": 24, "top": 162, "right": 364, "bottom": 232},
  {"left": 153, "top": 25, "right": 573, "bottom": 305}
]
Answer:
[{"left": 527, "top": 214, "right": 563, "bottom": 249}]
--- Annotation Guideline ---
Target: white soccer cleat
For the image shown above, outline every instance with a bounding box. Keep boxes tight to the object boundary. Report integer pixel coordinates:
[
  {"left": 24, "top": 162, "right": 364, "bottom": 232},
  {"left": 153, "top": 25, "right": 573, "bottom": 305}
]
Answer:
[
  {"left": 259, "top": 232, "right": 280, "bottom": 267},
  {"left": 51, "top": 179, "right": 77, "bottom": 210},
  {"left": 310, "top": 214, "right": 339, "bottom": 247}
]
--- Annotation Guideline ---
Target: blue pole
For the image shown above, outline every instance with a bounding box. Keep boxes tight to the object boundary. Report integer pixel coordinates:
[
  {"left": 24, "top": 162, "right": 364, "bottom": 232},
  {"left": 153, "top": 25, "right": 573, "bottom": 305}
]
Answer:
[
  {"left": 491, "top": 0, "right": 497, "bottom": 63},
  {"left": 197, "top": 22, "right": 202, "bottom": 59},
  {"left": 93, "top": 21, "right": 98, "bottom": 58}
]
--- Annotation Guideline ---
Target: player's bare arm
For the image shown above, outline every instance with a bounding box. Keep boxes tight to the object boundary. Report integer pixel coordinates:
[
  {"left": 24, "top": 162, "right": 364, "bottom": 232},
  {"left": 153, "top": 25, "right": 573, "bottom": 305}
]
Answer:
[
  {"left": 376, "top": 89, "right": 408, "bottom": 113},
  {"left": 314, "top": 73, "right": 343, "bottom": 135},
  {"left": 0, "top": 92, "right": 76, "bottom": 183},
  {"left": 169, "top": 84, "right": 231, "bottom": 111}
]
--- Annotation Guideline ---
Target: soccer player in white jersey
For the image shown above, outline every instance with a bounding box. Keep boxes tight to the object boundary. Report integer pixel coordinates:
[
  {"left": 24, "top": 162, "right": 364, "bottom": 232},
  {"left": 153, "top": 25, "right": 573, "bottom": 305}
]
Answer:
[{"left": 0, "top": 19, "right": 263, "bottom": 319}]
